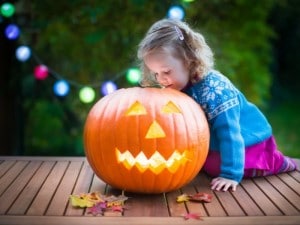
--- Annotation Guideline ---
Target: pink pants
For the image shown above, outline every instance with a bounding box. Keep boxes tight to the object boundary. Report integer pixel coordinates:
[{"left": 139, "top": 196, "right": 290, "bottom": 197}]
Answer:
[{"left": 203, "top": 136, "right": 296, "bottom": 178}]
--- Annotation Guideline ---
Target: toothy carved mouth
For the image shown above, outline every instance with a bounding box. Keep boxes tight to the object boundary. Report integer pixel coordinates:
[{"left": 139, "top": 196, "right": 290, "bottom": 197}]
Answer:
[{"left": 115, "top": 149, "right": 193, "bottom": 174}]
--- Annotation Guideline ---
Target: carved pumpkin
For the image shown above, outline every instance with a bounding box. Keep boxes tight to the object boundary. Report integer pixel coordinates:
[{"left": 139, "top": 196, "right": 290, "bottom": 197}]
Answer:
[{"left": 84, "top": 87, "right": 209, "bottom": 193}]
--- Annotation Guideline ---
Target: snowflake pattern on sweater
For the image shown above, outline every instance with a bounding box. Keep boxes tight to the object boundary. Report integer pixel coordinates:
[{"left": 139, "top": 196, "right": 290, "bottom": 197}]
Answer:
[{"left": 188, "top": 70, "right": 239, "bottom": 120}]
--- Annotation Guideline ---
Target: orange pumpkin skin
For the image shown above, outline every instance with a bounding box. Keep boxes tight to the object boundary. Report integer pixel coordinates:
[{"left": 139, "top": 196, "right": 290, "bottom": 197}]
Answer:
[{"left": 84, "top": 87, "right": 209, "bottom": 194}]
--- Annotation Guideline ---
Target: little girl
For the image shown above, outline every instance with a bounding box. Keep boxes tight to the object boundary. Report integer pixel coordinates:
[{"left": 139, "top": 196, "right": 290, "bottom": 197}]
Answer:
[{"left": 137, "top": 19, "right": 297, "bottom": 192}]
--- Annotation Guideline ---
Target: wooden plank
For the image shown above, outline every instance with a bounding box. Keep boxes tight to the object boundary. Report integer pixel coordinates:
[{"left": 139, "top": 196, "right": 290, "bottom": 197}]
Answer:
[
  {"left": 182, "top": 178, "right": 208, "bottom": 217},
  {"left": 0, "top": 160, "right": 16, "bottom": 178},
  {"left": 253, "top": 177, "right": 299, "bottom": 215},
  {"left": 0, "top": 161, "right": 42, "bottom": 214},
  {"left": 214, "top": 190, "right": 246, "bottom": 216},
  {"left": 289, "top": 170, "right": 300, "bottom": 182},
  {"left": 46, "top": 161, "right": 83, "bottom": 216},
  {"left": 65, "top": 161, "right": 94, "bottom": 216},
  {"left": 7, "top": 161, "right": 55, "bottom": 215},
  {"left": 193, "top": 173, "right": 227, "bottom": 216},
  {"left": 277, "top": 172, "right": 300, "bottom": 195},
  {"left": 26, "top": 161, "right": 69, "bottom": 216},
  {"left": 1, "top": 215, "right": 300, "bottom": 225},
  {"left": 0, "top": 156, "right": 86, "bottom": 162},
  {"left": 165, "top": 189, "right": 186, "bottom": 217},
  {"left": 241, "top": 178, "right": 283, "bottom": 216},
  {"left": 231, "top": 185, "right": 264, "bottom": 216},
  {"left": 266, "top": 175, "right": 300, "bottom": 211},
  {"left": 124, "top": 192, "right": 169, "bottom": 217},
  {"left": 0, "top": 160, "right": 28, "bottom": 195}
]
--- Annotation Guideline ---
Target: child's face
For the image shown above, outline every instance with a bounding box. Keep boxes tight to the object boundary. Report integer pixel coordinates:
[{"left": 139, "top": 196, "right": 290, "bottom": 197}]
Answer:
[{"left": 144, "top": 51, "right": 190, "bottom": 91}]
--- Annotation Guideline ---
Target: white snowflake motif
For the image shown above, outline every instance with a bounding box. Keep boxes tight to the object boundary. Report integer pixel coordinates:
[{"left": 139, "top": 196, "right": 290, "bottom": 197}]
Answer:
[{"left": 201, "top": 79, "right": 225, "bottom": 102}]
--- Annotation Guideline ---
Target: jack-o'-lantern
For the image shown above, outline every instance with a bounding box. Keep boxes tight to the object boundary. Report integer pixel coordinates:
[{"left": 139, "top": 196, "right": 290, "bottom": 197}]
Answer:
[{"left": 84, "top": 87, "right": 209, "bottom": 193}]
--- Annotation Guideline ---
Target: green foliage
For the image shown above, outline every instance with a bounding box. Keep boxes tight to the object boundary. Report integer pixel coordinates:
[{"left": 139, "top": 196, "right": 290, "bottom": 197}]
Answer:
[
  {"left": 18, "top": 0, "right": 281, "bottom": 155},
  {"left": 265, "top": 102, "right": 300, "bottom": 158},
  {"left": 24, "top": 100, "right": 83, "bottom": 156},
  {"left": 186, "top": 0, "right": 275, "bottom": 106}
]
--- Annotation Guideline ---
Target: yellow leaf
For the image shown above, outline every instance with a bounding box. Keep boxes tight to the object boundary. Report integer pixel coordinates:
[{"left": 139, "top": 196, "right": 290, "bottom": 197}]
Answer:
[
  {"left": 176, "top": 193, "right": 190, "bottom": 203},
  {"left": 69, "top": 195, "right": 95, "bottom": 208}
]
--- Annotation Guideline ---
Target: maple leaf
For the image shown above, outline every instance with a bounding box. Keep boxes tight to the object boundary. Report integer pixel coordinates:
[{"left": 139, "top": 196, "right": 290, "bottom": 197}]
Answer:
[
  {"left": 188, "top": 193, "right": 213, "bottom": 203},
  {"left": 176, "top": 193, "right": 190, "bottom": 203},
  {"left": 87, "top": 202, "right": 107, "bottom": 216},
  {"left": 105, "top": 194, "right": 129, "bottom": 207},
  {"left": 69, "top": 195, "right": 95, "bottom": 208},
  {"left": 111, "top": 205, "right": 125, "bottom": 212},
  {"left": 183, "top": 213, "right": 202, "bottom": 220}
]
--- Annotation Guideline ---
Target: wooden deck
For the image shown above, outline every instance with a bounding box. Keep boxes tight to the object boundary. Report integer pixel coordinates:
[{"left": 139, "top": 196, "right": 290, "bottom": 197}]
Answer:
[{"left": 0, "top": 156, "right": 299, "bottom": 225}]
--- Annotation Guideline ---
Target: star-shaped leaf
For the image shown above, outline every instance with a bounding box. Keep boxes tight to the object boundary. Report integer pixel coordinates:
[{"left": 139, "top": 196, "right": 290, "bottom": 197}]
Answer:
[
  {"left": 176, "top": 193, "right": 189, "bottom": 203},
  {"left": 87, "top": 202, "right": 107, "bottom": 216}
]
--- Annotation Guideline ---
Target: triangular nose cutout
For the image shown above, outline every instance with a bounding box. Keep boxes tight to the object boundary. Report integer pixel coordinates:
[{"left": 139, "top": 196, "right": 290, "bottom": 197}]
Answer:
[{"left": 145, "top": 120, "right": 166, "bottom": 139}]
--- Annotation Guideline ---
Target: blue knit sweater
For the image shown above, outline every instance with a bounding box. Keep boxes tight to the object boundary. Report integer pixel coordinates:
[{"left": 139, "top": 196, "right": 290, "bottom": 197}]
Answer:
[{"left": 183, "top": 70, "right": 272, "bottom": 182}]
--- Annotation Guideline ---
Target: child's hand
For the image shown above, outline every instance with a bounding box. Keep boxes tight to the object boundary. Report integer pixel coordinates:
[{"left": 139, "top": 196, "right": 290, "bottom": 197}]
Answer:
[{"left": 210, "top": 177, "right": 238, "bottom": 192}]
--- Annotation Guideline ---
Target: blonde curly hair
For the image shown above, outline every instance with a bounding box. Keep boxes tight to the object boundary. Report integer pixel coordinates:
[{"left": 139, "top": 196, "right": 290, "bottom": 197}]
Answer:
[{"left": 137, "top": 19, "right": 214, "bottom": 87}]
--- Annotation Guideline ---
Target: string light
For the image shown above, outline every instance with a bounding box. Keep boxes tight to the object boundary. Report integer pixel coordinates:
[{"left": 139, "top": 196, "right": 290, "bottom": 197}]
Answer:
[
  {"left": 0, "top": 2, "right": 15, "bottom": 18},
  {"left": 167, "top": 5, "right": 185, "bottom": 20},
  {"left": 53, "top": 80, "right": 70, "bottom": 97},
  {"left": 16, "top": 46, "right": 31, "bottom": 62},
  {"left": 34, "top": 65, "right": 49, "bottom": 80},
  {"left": 101, "top": 81, "right": 117, "bottom": 96},
  {"left": 126, "top": 68, "right": 141, "bottom": 84},
  {"left": 5, "top": 24, "right": 20, "bottom": 40},
  {"left": 1, "top": 2, "right": 192, "bottom": 103},
  {"left": 79, "top": 87, "right": 95, "bottom": 103}
]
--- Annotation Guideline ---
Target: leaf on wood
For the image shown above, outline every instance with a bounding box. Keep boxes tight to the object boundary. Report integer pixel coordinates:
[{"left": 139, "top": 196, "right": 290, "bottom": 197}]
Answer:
[
  {"left": 69, "top": 195, "right": 95, "bottom": 208},
  {"left": 183, "top": 213, "right": 202, "bottom": 220},
  {"left": 105, "top": 194, "right": 129, "bottom": 207},
  {"left": 70, "top": 191, "right": 129, "bottom": 216},
  {"left": 111, "top": 205, "right": 126, "bottom": 212},
  {"left": 176, "top": 193, "right": 190, "bottom": 203},
  {"left": 188, "top": 193, "right": 213, "bottom": 203},
  {"left": 87, "top": 202, "right": 107, "bottom": 216}
]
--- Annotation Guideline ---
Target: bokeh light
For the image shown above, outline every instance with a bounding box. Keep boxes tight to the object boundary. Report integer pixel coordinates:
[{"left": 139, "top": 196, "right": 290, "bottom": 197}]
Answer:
[
  {"left": 16, "top": 46, "right": 31, "bottom": 62},
  {"left": 1, "top": 3, "right": 15, "bottom": 18},
  {"left": 53, "top": 80, "right": 70, "bottom": 97},
  {"left": 126, "top": 68, "right": 141, "bottom": 84},
  {"left": 167, "top": 5, "right": 185, "bottom": 20},
  {"left": 5, "top": 24, "right": 20, "bottom": 40},
  {"left": 79, "top": 86, "right": 95, "bottom": 103},
  {"left": 101, "top": 81, "right": 117, "bottom": 96},
  {"left": 34, "top": 65, "right": 49, "bottom": 80}
]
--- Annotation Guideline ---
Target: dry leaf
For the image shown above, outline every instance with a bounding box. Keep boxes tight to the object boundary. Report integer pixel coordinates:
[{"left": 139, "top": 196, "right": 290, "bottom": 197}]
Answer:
[
  {"left": 176, "top": 193, "right": 190, "bottom": 203},
  {"left": 87, "top": 202, "right": 107, "bottom": 216},
  {"left": 188, "top": 193, "right": 213, "bottom": 203},
  {"left": 69, "top": 195, "right": 95, "bottom": 208},
  {"left": 183, "top": 213, "right": 202, "bottom": 220},
  {"left": 70, "top": 192, "right": 129, "bottom": 216}
]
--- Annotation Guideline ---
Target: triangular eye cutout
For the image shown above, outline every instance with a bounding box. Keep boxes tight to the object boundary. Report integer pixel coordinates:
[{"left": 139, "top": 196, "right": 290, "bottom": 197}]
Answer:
[
  {"left": 162, "top": 101, "right": 182, "bottom": 114},
  {"left": 125, "top": 101, "right": 147, "bottom": 116},
  {"left": 145, "top": 120, "right": 166, "bottom": 139}
]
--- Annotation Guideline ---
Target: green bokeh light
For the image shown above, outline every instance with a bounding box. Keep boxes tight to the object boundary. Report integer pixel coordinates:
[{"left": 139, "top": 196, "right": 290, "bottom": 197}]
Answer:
[
  {"left": 1, "top": 3, "right": 15, "bottom": 18},
  {"left": 126, "top": 68, "right": 141, "bottom": 84},
  {"left": 79, "top": 87, "right": 95, "bottom": 103}
]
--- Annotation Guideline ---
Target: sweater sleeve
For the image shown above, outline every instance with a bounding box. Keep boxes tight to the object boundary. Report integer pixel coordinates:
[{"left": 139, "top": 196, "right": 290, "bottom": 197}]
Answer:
[{"left": 210, "top": 105, "right": 245, "bottom": 182}]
